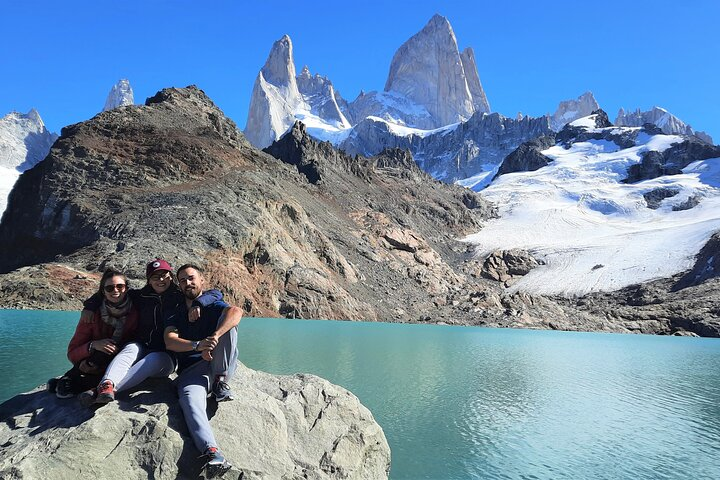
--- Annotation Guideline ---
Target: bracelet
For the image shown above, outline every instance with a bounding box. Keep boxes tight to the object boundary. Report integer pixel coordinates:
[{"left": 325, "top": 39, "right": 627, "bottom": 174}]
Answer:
[{"left": 89, "top": 341, "right": 94, "bottom": 352}]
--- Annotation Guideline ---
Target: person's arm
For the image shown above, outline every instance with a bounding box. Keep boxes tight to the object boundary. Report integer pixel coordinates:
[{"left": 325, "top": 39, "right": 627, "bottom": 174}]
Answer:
[
  {"left": 206, "top": 306, "right": 242, "bottom": 348},
  {"left": 67, "top": 317, "right": 95, "bottom": 364},
  {"left": 164, "top": 325, "right": 198, "bottom": 352},
  {"left": 193, "top": 289, "right": 223, "bottom": 307},
  {"left": 163, "top": 310, "right": 200, "bottom": 352}
]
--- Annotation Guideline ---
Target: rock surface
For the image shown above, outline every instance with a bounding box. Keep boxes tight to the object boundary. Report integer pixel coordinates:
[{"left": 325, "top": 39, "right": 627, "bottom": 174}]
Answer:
[
  {"left": 494, "top": 135, "right": 556, "bottom": 179},
  {"left": 624, "top": 136, "right": 720, "bottom": 183},
  {"left": 340, "top": 112, "right": 554, "bottom": 187},
  {"left": 244, "top": 35, "right": 304, "bottom": 148},
  {"left": 0, "top": 364, "right": 390, "bottom": 479}
]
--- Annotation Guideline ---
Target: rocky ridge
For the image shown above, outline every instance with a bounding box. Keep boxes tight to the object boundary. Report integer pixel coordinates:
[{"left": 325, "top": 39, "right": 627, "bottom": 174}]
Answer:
[
  {"left": 616, "top": 106, "right": 713, "bottom": 144},
  {"left": 0, "top": 364, "right": 390, "bottom": 479}
]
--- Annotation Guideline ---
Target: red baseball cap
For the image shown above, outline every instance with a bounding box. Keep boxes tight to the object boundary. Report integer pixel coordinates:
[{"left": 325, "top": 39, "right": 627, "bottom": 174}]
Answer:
[{"left": 146, "top": 259, "right": 173, "bottom": 279}]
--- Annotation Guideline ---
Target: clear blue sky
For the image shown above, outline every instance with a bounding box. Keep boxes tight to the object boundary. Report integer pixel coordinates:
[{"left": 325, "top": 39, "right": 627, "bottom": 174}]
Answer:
[{"left": 2, "top": 0, "right": 718, "bottom": 141}]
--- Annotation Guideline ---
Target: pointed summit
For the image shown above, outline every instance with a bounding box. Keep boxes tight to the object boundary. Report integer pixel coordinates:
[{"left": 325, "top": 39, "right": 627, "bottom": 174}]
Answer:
[
  {"left": 384, "top": 14, "right": 485, "bottom": 127},
  {"left": 244, "top": 35, "right": 304, "bottom": 147},
  {"left": 260, "top": 35, "right": 301, "bottom": 102},
  {"left": 550, "top": 92, "right": 600, "bottom": 131},
  {"left": 103, "top": 79, "right": 134, "bottom": 111}
]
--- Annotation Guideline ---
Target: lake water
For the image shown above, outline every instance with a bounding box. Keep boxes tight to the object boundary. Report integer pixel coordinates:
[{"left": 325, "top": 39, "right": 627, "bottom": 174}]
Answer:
[{"left": 1, "top": 309, "right": 719, "bottom": 479}]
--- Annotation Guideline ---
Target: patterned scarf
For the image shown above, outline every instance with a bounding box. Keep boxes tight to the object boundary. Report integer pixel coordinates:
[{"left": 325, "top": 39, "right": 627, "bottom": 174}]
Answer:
[{"left": 100, "top": 295, "right": 132, "bottom": 343}]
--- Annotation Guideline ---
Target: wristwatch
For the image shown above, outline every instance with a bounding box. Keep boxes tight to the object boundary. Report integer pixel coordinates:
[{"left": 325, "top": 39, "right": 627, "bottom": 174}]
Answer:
[{"left": 192, "top": 341, "right": 200, "bottom": 351}]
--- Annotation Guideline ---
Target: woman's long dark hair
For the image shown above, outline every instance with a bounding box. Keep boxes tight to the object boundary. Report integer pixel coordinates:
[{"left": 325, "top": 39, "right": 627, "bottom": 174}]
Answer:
[{"left": 98, "top": 268, "right": 130, "bottom": 297}]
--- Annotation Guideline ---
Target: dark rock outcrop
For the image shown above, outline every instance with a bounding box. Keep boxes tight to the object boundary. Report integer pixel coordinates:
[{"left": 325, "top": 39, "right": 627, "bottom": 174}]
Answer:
[
  {"left": 555, "top": 109, "right": 642, "bottom": 149},
  {"left": 494, "top": 135, "right": 556, "bottom": 179},
  {"left": 624, "top": 137, "right": 720, "bottom": 183},
  {"left": 673, "top": 233, "right": 720, "bottom": 291},
  {"left": 480, "top": 249, "right": 543, "bottom": 286},
  {"left": 643, "top": 188, "right": 679, "bottom": 209}
]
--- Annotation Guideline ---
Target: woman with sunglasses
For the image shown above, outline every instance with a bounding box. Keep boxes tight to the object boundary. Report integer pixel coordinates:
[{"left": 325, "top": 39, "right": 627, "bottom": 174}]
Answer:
[
  {"left": 78, "top": 258, "right": 222, "bottom": 405},
  {"left": 51, "top": 268, "right": 138, "bottom": 399}
]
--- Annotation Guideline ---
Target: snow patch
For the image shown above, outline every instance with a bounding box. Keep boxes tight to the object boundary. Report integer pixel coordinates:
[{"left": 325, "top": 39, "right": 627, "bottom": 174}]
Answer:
[{"left": 465, "top": 133, "right": 720, "bottom": 296}]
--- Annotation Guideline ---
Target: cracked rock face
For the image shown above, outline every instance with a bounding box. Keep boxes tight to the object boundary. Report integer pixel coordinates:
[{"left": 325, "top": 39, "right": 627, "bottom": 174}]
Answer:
[{"left": 0, "top": 364, "right": 390, "bottom": 479}]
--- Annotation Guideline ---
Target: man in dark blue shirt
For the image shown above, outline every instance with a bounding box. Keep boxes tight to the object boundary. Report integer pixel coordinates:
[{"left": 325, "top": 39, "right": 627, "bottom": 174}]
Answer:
[{"left": 164, "top": 263, "right": 242, "bottom": 479}]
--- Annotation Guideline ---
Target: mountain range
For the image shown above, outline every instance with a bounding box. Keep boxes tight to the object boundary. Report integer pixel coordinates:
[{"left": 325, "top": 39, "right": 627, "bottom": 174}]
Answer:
[
  {"left": 243, "top": 15, "right": 714, "bottom": 190},
  {"left": 0, "top": 16, "right": 718, "bottom": 337}
]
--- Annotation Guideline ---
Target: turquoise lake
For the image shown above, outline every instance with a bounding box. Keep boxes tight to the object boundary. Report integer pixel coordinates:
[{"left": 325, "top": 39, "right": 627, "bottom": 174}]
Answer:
[{"left": 1, "top": 309, "right": 719, "bottom": 479}]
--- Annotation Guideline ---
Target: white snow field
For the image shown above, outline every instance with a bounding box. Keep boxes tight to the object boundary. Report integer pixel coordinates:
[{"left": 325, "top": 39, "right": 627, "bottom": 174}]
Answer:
[{"left": 464, "top": 125, "right": 720, "bottom": 297}]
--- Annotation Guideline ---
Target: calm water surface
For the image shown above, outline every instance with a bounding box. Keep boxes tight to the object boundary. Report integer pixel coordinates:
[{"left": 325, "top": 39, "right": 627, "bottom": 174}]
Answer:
[{"left": 1, "top": 309, "right": 719, "bottom": 479}]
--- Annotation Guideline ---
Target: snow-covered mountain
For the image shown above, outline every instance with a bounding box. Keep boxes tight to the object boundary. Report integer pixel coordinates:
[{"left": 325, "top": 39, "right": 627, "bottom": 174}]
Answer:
[
  {"left": 103, "top": 79, "right": 134, "bottom": 111},
  {"left": 245, "top": 15, "right": 549, "bottom": 188},
  {"left": 0, "top": 109, "right": 57, "bottom": 216},
  {"left": 616, "top": 106, "right": 713, "bottom": 144},
  {"left": 466, "top": 111, "right": 720, "bottom": 296},
  {"left": 244, "top": 14, "right": 491, "bottom": 148}
]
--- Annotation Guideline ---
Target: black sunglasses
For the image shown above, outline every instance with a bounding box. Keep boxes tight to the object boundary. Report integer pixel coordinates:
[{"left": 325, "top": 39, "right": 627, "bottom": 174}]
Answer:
[{"left": 104, "top": 284, "right": 127, "bottom": 293}]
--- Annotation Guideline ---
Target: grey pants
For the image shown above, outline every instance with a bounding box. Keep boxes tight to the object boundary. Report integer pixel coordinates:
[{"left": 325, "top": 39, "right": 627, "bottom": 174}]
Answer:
[
  {"left": 102, "top": 342, "right": 175, "bottom": 392},
  {"left": 177, "top": 326, "right": 238, "bottom": 453}
]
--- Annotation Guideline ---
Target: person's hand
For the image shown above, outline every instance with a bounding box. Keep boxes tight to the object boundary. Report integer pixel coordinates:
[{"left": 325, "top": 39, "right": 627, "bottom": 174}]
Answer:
[
  {"left": 201, "top": 350, "right": 213, "bottom": 361},
  {"left": 92, "top": 338, "right": 117, "bottom": 355},
  {"left": 79, "top": 359, "right": 101, "bottom": 374},
  {"left": 80, "top": 309, "right": 94, "bottom": 324},
  {"left": 188, "top": 306, "right": 201, "bottom": 323},
  {"left": 205, "top": 334, "right": 219, "bottom": 350},
  {"left": 196, "top": 337, "right": 216, "bottom": 351}
]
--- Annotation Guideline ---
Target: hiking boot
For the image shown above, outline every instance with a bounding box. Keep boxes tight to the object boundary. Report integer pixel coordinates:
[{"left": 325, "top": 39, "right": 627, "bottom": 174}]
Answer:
[
  {"left": 55, "top": 376, "right": 74, "bottom": 399},
  {"left": 212, "top": 379, "right": 234, "bottom": 402},
  {"left": 202, "top": 447, "right": 232, "bottom": 478},
  {"left": 47, "top": 377, "right": 59, "bottom": 394},
  {"left": 95, "top": 380, "right": 115, "bottom": 404},
  {"left": 78, "top": 389, "right": 97, "bottom": 407}
]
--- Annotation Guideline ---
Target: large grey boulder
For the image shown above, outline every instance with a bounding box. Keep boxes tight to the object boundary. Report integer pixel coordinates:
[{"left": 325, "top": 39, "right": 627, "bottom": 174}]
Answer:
[{"left": 0, "top": 364, "right": 390, "bottom": 479}]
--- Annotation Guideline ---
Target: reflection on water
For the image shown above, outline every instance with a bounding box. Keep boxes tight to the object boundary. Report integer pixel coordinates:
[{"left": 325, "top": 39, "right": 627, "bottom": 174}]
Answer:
[{"left": 1, "top": 311, "right": 719, "bottom": 479}]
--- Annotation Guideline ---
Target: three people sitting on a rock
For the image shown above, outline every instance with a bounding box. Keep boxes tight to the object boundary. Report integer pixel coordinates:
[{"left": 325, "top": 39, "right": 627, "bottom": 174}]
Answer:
[{"left": 50, "top": 259, "right": 241, "bottom": 478}]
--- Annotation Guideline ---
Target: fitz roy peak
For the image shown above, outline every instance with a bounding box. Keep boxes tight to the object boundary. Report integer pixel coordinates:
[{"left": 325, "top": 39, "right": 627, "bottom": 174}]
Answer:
[
  {"left": 383, "top": 13, "right": 490, "bottom": 127},
  {"left": 244, "top": 15, "right": 490, "bottom": 148},
  {"left": 103, "top": 79, "right": 134, "bottom": 111}
]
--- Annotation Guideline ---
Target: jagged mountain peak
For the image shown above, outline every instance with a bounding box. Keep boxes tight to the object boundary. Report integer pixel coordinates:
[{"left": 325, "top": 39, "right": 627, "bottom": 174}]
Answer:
[
  {"left": 262, "top": 35, "right": 298, "bottom": 88},
  {"left": 103, "top": 79, "right": 134, "bottom": 112},
  {"left": 615, "top": 106, "right": 713, "bottom": 144},
  {"left": 550, "top": 91, "right": 600, "bottom": 131},
  {"left": 384, "top": 14, "right": 480, "bottom": 127}
]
